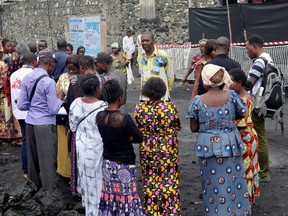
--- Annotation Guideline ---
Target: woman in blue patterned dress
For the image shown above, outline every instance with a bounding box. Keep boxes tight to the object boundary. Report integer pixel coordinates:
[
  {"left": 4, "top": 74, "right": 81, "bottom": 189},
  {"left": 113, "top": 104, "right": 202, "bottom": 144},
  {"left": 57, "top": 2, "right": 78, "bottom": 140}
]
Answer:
[{"left": 187, "top": 64, "right": 251, "bottom": 215}]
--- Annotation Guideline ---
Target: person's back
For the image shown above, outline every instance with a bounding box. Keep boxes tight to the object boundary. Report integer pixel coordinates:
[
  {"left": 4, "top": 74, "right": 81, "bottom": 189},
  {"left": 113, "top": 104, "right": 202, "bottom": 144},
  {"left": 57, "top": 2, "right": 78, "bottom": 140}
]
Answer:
[
  {"left": 10, "top": 53, "right": 36, "bottom": 120},
  {"left": 134, "top": 78, "right": 181, "bottom": 216},
  {"left": 197, "top": 37, "right": 241, "bottom": 96},
  {"left": 97, "top": 111, "right": 142, "bottom": 164},
  {"left": 195, "top": 90, "right": 239, "bottom": 133},
  {"left": 96, "top": 79, "right": 143, "bottom": 216},
  {"left": 52, "top": 39, "right": 68, "bottom": 82},
  {"left": 68, "top": 74, "right": 107, "bottom": 216},
  {"left": 10, "top": 52, "right": 37, "bottom": 180},
  {"left": 53, "top": 50, "right": 68, "bottom": 81},
  {"left": 187, "top": 64, "right": 251, "bottom": 215},
  {"left": 17, "top": 50, "right": 62, "bottom": 190},
  {"left": 19, "top": 68, "right": 61, "bottom": 125}
]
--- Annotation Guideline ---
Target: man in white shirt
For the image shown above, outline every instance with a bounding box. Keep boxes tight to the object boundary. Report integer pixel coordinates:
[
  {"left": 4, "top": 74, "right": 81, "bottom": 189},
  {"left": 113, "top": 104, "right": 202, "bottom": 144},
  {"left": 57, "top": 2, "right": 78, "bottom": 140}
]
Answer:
[
  {"left": 10, "top": 52, "right": 38, "bottom": 180},
  {"left": 122, "top": 29, "right": 135, "bottom": 67}
]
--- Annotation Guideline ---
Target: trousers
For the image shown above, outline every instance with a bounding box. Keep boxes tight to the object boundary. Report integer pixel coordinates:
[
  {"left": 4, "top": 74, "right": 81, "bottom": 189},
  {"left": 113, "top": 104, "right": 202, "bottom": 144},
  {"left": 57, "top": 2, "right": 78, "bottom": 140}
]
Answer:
[
  {"left": 19, "top": 120, "right": 27, "bottom": 173},
  {"left": 26, "top": 124, "right": 58, "bottom": 189},
  {"left": 252, "top": 113, "right": 269, "bottom": 179}
]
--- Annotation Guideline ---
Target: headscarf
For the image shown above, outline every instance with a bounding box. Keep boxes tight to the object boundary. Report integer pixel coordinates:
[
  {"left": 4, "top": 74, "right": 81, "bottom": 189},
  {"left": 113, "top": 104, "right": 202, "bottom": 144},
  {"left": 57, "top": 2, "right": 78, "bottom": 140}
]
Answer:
[
  {"left": 111, "top": 42, "right": 119, "bottom": 48},
  {"left": 201, "top": 64, "right": 233, "bottom": 90}
]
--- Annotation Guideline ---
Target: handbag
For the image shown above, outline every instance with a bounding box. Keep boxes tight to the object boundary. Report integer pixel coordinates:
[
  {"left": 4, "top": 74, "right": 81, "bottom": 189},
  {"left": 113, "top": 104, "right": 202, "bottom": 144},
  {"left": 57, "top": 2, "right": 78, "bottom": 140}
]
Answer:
[{"left": 56, "top": 107, "right": 68, "bottom": 125}]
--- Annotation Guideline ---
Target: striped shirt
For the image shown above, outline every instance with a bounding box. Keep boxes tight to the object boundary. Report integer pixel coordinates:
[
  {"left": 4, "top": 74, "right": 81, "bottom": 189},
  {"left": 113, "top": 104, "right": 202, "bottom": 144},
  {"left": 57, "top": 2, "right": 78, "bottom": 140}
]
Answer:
[{"left": 248, "top": 52, "right": 273, "bottom": 95}]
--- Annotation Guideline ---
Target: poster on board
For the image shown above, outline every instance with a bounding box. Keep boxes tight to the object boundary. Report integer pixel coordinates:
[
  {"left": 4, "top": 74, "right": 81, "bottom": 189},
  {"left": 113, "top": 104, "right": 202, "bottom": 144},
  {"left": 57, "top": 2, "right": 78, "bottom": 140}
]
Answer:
[{"left": 69, "top": 17, "right": 101, "bottom": 56}]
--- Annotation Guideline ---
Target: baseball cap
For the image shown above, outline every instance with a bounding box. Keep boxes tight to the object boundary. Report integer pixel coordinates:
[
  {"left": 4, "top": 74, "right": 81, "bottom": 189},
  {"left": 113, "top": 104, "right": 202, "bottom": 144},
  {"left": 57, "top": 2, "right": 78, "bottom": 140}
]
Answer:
[
  {"left": 38, "top": 48, "right": 57, "bottom": 62},
  {"left": 94, "top": 52, "right": 113, "bottom": 64}
]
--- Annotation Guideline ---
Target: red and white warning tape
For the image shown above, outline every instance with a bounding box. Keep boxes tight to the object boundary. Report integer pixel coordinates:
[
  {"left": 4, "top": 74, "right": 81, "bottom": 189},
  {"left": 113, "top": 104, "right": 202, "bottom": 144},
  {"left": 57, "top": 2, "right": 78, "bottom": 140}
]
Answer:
[
  {"left": 155, "top": 41, "right": 288, "bottom": 48},
  {"left": 232, "top": 41, "right": 288, "bottom": 46}
]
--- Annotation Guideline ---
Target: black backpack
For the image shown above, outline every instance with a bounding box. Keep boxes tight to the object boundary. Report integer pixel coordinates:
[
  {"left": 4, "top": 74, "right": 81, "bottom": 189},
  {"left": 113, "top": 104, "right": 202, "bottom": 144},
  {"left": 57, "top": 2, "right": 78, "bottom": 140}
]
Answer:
[{"left": 253, "top": 57, "right": 285, "bottom": 133}]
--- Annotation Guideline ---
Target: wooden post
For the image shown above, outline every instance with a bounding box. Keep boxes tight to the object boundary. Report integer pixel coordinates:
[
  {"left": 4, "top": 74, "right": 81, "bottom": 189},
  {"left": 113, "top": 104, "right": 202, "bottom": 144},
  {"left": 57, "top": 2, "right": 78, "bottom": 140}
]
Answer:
[
  {"left": 226, "top": 0, "right": 233, "bottom": 54},
  {"left": 243, "top": 29, "right": 247, "bottom": 41}
]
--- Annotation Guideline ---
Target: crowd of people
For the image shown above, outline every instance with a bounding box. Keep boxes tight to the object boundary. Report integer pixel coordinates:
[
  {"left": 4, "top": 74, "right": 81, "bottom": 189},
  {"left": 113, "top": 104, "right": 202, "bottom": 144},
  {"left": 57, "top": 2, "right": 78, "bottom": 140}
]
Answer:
[{"left": 0, "top": 31, "right": 274, "bottom": 215}]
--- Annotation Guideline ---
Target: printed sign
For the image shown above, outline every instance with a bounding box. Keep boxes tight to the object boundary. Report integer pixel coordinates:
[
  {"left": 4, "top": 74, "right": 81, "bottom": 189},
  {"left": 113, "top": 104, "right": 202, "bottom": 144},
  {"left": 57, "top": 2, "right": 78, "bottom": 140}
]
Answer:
[{"left": 69, "top": 17, "right": 101, "bottom": 56}]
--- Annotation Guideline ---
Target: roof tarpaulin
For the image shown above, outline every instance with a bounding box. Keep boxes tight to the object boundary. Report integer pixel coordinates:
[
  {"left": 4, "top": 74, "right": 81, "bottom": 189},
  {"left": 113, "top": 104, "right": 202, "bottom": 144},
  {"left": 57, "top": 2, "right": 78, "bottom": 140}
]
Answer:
[{"left": 189, "top": 2, "right": 288, "bottom": 43}]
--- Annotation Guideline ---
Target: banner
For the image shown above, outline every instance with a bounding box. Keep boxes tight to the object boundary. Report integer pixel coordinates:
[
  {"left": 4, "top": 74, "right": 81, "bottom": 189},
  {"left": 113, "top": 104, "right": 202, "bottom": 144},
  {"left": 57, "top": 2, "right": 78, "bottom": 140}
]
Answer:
[
  {"left": 69, "top": 17, "right": 101, "bottom": 56},
  {"left": 189, "top": 2, "right": 288, "bottom": 43}
]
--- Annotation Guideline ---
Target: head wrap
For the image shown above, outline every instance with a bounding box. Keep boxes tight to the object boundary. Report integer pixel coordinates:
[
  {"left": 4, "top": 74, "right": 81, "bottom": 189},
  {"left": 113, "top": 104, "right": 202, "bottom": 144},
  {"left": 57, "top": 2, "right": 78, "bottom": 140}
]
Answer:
[
  {"left": 111, "top": 42, "right": 119, "bottom": 48},
  {"left": 202, "top": 64, "right": 233, "bottom": 90}
]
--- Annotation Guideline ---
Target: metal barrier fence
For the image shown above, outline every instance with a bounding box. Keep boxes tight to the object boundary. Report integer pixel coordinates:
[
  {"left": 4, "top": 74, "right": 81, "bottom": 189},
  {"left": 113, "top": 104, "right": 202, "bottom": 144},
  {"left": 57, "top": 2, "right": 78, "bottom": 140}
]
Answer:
[{"left": 158, "top": 45, "right": 288, "bottom": 86}]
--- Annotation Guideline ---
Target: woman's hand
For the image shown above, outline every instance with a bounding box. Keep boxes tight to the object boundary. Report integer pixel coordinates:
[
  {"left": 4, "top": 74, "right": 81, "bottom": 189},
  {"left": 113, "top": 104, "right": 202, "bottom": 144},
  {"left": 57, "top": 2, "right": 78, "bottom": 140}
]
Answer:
[
  {"left": 57, "top": 89, "right": 65, "bottom": 100},
  {"left": 69, "top": 75, "right": 77, "bottom": 85}
]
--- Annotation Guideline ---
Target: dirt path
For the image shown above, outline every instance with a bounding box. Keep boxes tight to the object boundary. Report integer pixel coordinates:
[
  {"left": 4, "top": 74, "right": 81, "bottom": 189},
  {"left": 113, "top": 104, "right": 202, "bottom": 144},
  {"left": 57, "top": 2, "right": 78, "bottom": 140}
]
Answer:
[{"left": 0, "top": 78, "right": 287, "bottom": 216}]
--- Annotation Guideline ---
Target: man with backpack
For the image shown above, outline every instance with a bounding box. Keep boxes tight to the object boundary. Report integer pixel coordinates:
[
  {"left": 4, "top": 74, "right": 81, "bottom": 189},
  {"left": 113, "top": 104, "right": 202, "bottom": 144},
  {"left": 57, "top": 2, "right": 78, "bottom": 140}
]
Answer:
[{"left": 245, "top": 35, "right": 275, "bottom": 182}]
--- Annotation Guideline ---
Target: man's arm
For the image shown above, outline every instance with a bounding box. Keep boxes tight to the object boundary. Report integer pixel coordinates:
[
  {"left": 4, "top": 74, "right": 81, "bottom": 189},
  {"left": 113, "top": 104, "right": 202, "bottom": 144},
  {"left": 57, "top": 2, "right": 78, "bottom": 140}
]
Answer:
[
  {"left": 246, "top": 59, "right": 265, "bottom": 90},
  {"left": 45, "top": 81, "right": 63, "bottom": 115},
  {"left": 183, "top": 67, "right": 193, "bottom": 83}
]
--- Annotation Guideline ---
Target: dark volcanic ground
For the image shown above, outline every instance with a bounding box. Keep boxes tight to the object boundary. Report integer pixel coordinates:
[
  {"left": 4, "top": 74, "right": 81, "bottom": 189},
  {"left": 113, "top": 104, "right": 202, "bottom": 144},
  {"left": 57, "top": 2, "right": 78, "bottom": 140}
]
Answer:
[{"left": 0, "top": 78, "right": 287, "bottom": 216}]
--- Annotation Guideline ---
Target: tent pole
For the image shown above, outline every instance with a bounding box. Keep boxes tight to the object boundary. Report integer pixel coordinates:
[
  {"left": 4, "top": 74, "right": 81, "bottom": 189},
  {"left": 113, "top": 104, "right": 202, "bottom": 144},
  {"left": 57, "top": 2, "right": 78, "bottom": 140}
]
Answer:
[{"left": 226, "top": 0, "right": 233, "bottom": 55}]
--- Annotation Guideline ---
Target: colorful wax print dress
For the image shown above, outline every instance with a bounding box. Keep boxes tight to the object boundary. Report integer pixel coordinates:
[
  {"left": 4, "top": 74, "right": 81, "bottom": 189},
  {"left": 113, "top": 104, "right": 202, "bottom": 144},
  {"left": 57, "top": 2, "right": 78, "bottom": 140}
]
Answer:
[
  {"left": 235, "top": 97, "right": 260, "bottom": 205},
  {"left": 0, "top": 61, "right": 16, "bottom": 139},
  {"left": 187, "top": 90, "right": 251, "bottom": 216},
  {"left": 135, "top": 100, "right": 181, "bottom": 215}
]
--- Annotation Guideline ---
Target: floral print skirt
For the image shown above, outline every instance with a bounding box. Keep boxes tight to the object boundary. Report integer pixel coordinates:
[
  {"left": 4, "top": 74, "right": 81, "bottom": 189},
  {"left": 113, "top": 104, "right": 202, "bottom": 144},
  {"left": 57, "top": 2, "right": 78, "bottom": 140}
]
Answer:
[{"left": 98, "top": 159, "right": 143, "bottom": 216}]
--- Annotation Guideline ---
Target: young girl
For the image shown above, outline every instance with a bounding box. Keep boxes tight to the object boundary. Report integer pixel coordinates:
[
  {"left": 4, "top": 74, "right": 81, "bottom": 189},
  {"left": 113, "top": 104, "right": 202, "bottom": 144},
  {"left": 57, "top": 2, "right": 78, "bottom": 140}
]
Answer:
[
  {"left": 96, "top": 79, "right": 143, "bottom": 215},
  {"left": 229, "top": 68, "right": 260, "bottom": 205},
  {"left": 135, "top": 77, "right": 181, "bottom": 215}
]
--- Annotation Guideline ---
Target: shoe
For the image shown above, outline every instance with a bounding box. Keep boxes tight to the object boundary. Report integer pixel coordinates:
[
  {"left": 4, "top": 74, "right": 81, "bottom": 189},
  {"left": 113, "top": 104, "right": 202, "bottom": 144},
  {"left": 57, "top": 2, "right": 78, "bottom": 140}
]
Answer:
[
  {"left": 23, "top": 173, "right": 29, "bottom": 181},
  {"left": 259, "top": 175, "right": 271, "bottom": 182}
]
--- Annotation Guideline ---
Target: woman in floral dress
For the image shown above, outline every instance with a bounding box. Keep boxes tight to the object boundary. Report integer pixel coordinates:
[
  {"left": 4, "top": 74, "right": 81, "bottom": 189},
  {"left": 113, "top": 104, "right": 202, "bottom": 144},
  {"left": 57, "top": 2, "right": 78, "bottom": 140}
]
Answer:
[
  {"left": 229, "top": 68, "right": 260, "bottom": 205},
  {"left": 0, "top": 41, "right": 16, "bottom": 144},
  {"left": 135, "top": 77, "right": 181, "bottom": 215}
]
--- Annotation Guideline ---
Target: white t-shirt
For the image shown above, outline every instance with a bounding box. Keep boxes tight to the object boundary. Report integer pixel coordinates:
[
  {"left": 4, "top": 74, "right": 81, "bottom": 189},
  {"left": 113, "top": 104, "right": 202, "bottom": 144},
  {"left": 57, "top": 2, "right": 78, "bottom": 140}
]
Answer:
[
  {"left": 10, "top": 66, "right": 34, "bottom": 119},
  {"left": 122, "top": 35, "right": 135, "bottom": 57}
]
